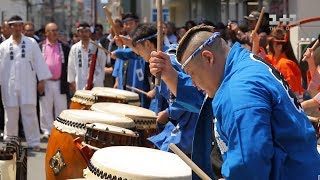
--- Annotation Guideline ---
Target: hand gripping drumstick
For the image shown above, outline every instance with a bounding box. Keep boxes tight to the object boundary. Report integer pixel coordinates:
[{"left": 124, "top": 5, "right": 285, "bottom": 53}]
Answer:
[
  {"left": 90, "top": 41, "right": 111, "bottom": 55},
  {"left": 126, "top": 85, "right": 148, "bottom": 96},
  {"left": 103, "top": 6, "right": 119, "bottom": 36},
  {"left": 253, "top": 7, "right": 265, "bottom": 34},
  {"left": 169, "top": 143, "right": 213, "bottom": 180},
  {"left": 155, "top": 0, "right": 163, "bottom": 86},
  {"left": 302, "top": 39, "right": 320, "bottom": 62}
]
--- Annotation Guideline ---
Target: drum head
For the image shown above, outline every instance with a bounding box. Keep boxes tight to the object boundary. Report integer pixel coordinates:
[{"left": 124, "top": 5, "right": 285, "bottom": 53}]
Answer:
[
  {"left": 92, "top": 87, "right": 140, "bottom": 106},
  {"left": 91, "top": 87, "right": 127, "bottom": 100},
  {"left": 84, "top": 146, "right": 191, "bottom": 179},
  {"left": 91, "top": 103, "right": 156, "bottom": 120},
  {"left": 71, "top": 90, "right": 96, "bottom": 105},
  {"left": 54, "top": 110, "right": 135, "bottom": 135},
  {"left": 86, "top": 123, "right": 138, "bottom": 137},
  {"left": 90, "top": 103, "right": 157, "bottom": 129}
]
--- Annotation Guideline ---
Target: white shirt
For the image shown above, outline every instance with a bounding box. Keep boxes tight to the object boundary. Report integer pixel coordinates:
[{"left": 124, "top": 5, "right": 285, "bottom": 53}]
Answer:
[
  {"left": 67, "top": 40, "right": 106, "bottom": 90},
  {"left": 0, "top": 35, "right": 52, "bottom": 106}
]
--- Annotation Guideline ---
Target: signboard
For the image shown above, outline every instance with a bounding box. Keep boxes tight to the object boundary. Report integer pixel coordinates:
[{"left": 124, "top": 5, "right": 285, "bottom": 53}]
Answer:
[{"left": 152, "top": 8, "right": 170, "bottom": 22}]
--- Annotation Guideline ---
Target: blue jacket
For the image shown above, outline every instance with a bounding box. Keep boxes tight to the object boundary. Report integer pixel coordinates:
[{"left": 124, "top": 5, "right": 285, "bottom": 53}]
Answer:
[
  {"left": 213, "top": 42, "right": 320, "bottom": 179},
  {"left": 148, "top": 46, "right": 202, "bottom": 155},
  {"left": 114, "top": 48, "right": 150, "bottom": 108},
  {"left": 175, "top": 42, "right": 320, "bottom": 180}
]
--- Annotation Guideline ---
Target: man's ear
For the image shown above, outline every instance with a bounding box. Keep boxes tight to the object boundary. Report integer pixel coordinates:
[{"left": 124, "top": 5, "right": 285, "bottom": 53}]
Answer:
[{"left": 201, "top": 50, "right": 214, "bottom": 64}]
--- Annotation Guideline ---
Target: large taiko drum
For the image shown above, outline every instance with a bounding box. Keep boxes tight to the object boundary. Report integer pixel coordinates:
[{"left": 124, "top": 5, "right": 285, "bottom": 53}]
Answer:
[
  {"left": 84, "top": 123, "right": 139, "bottom": 149},
  {"left": 70, "top": 90, "right": 96, "bottom": 110},
  {"left": 45, "top": 109, "right": 135, "bottom": 180},
  {"left": 83, "top": 146, "right": 192, "bottom": 179},
  {"left": 90, "top": 102, "right": 157, "bottom": 148},
  {"left": 91, "top": 87, "right": 140, "bottom": 106}
]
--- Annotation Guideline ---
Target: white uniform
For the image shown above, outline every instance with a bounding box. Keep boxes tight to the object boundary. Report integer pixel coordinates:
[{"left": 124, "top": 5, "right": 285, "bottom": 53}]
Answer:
[
  {"left": 0, "top": 35, "right": 52, "bottom": 147},
  {"left": 68, "top": 41, "right": 106, "bottom": 90},
  {"left": 39, "top": 41, "right": 68, "bottom": 135}
]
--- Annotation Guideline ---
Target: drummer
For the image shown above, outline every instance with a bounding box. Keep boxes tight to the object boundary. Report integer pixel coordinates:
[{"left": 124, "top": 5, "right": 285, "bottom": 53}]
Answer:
[
  {"left": 149, "top": 25, "right": 320, "bottom": 179},
  {"left": 115, "top": 23, "right": 204, "bottom": 156}
]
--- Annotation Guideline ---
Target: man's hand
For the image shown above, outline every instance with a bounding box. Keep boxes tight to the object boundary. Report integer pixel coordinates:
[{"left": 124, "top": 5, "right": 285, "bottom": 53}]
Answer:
[
  {"left": 70, "top": 81, "right": 76, "bottom": 94},
  {"left": 37, "top": 80, "right": 45, "bottom": 95},
  {"left": 146, "top": 89, "right": 156, "bottom": 99},
  {"left": 104, "top": 67, "right": 113, "bottom": 75},
  {"left": 149, "top": 51, "right": 176, "bottom": 81},
  {"left": 157, "top": 110, "right": 169, "bottom": 125}
]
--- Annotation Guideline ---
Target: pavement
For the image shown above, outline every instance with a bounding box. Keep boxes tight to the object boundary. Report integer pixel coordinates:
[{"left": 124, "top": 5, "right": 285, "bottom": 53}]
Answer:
[{"left": 0, "top": 136, "right": 48, "bottom": 180}]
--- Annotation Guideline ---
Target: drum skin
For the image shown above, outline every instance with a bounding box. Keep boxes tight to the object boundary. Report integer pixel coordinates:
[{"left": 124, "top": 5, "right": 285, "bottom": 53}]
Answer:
[{"left": 46, "top": 128, "right": 87, "bottom": 180}]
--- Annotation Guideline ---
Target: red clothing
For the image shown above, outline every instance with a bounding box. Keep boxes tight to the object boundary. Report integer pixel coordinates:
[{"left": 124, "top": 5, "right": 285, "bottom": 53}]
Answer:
[{"left": 265, "top": 53, "right": 304, "bottom": 94}]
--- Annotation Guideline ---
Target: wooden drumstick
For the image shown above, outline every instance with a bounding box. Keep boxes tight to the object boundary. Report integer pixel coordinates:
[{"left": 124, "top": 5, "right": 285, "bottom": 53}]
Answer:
[
  {"left": 155, "top": 0, "right": 163, "bottom": 86},
  {"left": 126, "top": 85, "right": 148, "bottom": 96},
  {"left": 90, "top": 41, "right": 111, "bottom": 55},
  {"left": 253, "top": 7, "right": 265, "bottom": 34},
  {"left": 169, "top": 143, "right": 212, "bottom": 180},
  {"left": 302, "top": 39, "right": 319, "bottom": 62},
  {"left": 103, "top": 6, "right": 119, "bottom": 36}
]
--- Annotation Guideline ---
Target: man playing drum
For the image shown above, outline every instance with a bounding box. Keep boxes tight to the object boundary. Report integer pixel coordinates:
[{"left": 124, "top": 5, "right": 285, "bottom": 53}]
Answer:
[
  {"left": 149, "top": 25, "right": 320, "bottom": 179},
  {"left": 122, "top": 23, "right": 203, "bottom": 155}
]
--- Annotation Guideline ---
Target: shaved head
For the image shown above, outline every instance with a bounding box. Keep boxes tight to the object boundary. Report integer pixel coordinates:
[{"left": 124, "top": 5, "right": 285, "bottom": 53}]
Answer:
[{"left": 177, "top": 25, "right": 227, "bottom": 63}]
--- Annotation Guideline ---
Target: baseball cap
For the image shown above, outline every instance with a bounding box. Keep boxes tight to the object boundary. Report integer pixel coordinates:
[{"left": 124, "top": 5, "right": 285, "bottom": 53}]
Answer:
[{"left": 244, "top": 11, "right": 260, "bottom": 21}]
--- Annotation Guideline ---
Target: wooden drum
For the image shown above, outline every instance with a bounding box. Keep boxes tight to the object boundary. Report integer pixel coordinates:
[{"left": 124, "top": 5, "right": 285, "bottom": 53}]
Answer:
[
  {"left": 91, "top": 102, "right": 157, "bottom": 148},
  {"left": 70, "top": 90, "right": 96, "bottom": 110},
  {"left": 91, "top": 87, "right": 140, "bottom": 106},
  {"left": 45, "top": 109, "right": 135, "bottom": 180},
  {"left": 83, "top": 146, "right": 191, "bottom": 179}
]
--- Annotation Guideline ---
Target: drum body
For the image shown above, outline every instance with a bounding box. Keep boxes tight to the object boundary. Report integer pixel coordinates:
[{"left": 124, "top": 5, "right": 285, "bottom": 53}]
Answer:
[
  {"left": 91, "top": 103, "right": 157, "bottom": 147},
  {"left": 84, "top": 123, "right": 139, "bottom": 149},
  {"left": 46, "top": 110, "right": 135, "bottom": 180},
  {"left": 92, "top": 87, "right": 140, "bottom": 106},
  {"left": 83, "top": 146, "right": 191, "bottom": 179},
  {"left": 70, "top": 90, "right": 95, "bottom": 110}
]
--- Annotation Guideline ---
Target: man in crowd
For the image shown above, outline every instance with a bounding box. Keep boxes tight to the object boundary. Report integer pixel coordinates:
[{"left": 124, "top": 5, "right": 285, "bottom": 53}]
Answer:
[
  {"left": 68, "top": 22, "right": 106, "bottom": 92},
  {"left": 0, "top": 15, "right": 51, "bottom": 151},
  {"left": 39, "top": 22, "right": 70, "bottom": 138}
]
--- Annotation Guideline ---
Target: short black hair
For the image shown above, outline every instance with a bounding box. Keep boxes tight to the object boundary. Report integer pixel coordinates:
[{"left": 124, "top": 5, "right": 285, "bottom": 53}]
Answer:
[
  {"left": 94, "top": 24, "right": 103, "bottom": 30},
  {"left": 176, "top": 25, "right": 215, "bottom": 63},
  {"left": 78, "top": 22, "right": 90, "bottom": 28},
  {"left": 130, "top": 23, "right": 157, "bottom": 47},
  {"left": 8, "top": 15, "right": 23, "bottom": 22},
  {"left": 122, "top": 13, "right": 139, "bottom": 23}
]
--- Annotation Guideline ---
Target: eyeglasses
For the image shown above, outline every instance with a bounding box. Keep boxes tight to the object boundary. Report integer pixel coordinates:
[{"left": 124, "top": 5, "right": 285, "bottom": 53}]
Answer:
[{"left": 181, "top": 32, "right": 220, "bottom": 69}]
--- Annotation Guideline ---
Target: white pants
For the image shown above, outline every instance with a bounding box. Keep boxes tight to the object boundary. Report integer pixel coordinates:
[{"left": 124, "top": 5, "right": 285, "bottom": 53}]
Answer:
[
  {"left": 39, "top": 80, "right": 67, "bottom": 135},
  {"left": 4, "top": 104, "right": 40, "bottom": 147}
]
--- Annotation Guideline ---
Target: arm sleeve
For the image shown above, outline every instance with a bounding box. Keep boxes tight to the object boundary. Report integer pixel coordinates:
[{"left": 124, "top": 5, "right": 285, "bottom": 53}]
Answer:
[
  {"left": 115, "top": 48, "right": 138, "bottom": 60},
  {"left": 174, "top": 72, "right": 205, "bottom": 113},
  {"left": 67, "top": 46, "right": 76, "bottom": 83},
  {"left": 33, "top": 41, "right": 52, "bottom": 81},
  {"left": 221, "top": 106, "right": 273, "bottom": 179}
]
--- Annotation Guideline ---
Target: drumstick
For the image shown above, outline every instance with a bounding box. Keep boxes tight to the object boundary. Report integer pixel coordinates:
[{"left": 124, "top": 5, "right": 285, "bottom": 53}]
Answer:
[
  {"left": 302, "top": 39, "right": 319, "bottom": 61},
  {"left": 103, "top": 6, "right": 119, "bottom": 36},
  {"left": 155, "top": 0, "right": 163, "bottom": 86},
  {"left": 253, "top": 7, "right": 265, "bottom": 34},
  {"left": 169, "top": 143, "right": 212, "bottom": 180},
  {"left": 307, "top": 115, "right": 320, "bottom": 123},
  {"left": 90, "top": 41, "right": 111, "bottom": 55},
  {"left": 126, "top": 85, "right": 148, "bottom": 96}
]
